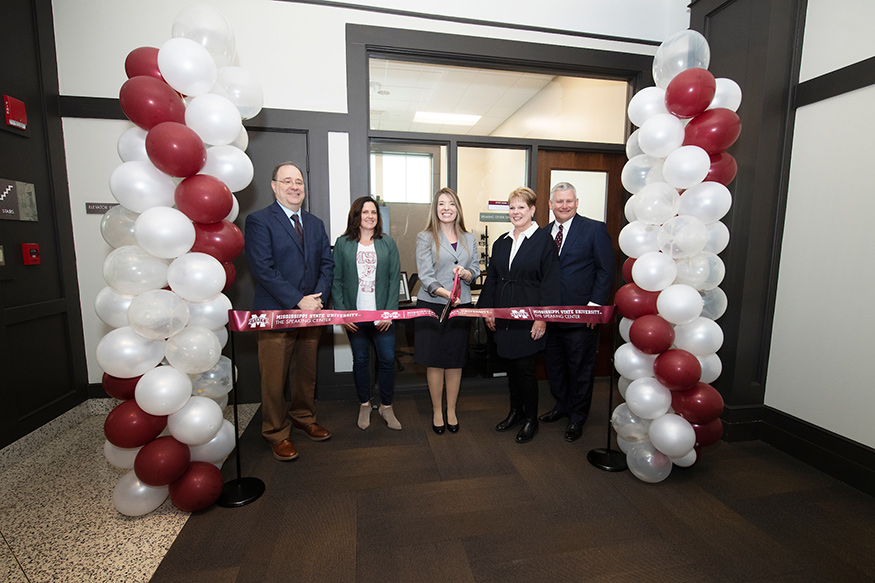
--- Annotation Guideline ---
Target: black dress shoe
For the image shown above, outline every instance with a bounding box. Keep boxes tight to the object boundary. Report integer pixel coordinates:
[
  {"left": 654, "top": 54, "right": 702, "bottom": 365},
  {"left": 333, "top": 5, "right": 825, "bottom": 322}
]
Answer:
[
  {"left": 515, "top": 419, "right": 539, "bottom": 443},
  {"left": 538, "top": 409, "right": 568, "bottom": 423},
  {"left": 564, "top": 422, "right": 583, "bottom": 442},
  {"left": 496, "top": 409, "right": 523, "bottom": 432},
  {"left": 432, "top": 424, "right": 445, "bottom": 435}
]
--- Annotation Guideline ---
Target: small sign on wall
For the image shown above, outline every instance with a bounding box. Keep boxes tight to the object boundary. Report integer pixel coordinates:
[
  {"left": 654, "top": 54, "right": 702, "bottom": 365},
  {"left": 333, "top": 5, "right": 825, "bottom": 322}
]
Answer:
[{"left": 0, "top": 178, "right": 38, "bottom": 221}]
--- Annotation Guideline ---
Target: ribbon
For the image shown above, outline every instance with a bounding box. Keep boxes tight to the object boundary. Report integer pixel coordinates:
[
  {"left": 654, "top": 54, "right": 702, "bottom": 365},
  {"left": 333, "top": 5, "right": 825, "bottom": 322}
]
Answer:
[
  {"left": 229, "top": 308, "right": 437, "bottom": 332},
  {"left": 449, "top": 305, "right": 616, "bottom": 324}
]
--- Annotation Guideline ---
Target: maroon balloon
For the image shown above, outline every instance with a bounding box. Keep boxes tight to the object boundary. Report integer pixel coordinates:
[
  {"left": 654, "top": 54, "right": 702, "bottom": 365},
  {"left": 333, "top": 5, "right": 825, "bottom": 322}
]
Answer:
[
  {"left": 104, "top": 400, "right": 167, "bottom": 449},
  {"left": 102, "top": 372, "right": 142, "bottom": 401},
  {"left": 706, "top": 152, "right": 738, "bottom": 186},
  {"left": 124, "top": 47, "right": 163, "bottom": 81},
  {"left": 169, "top": 461, "right": 224, "bottom": 512},
  {"left": 221, "top": 261, "right": 237, "bottom": 292},
  {"left": 145, "top": 122, "right": 207, "bottom": 178},
  {"left": 664, "top": 68, "right": 716, "bottom": 119},
  {"left": 134, "top": 436, "right": 191, "bottom": 487},
  {"left": 629, "top": 314, "right": 675, "bottom": 355},
  {"left": 692, "top": 417, "right": 723, "bottom": 447},
  {"left": 653, "top": 348, "right": 701, "bottom": 391},
  {"left": 191, "top": 220, "right": 245, "bottom": 263},
  {"left": 614, "top": 283, "right": 659, "bottom": 320},
  {"left": 683, "top": 108, "right": 742, "bottom": 155},
  {"left": 119, "top": 76, "right": 186, "bottom": 130},
  {"left": 671, "top": 382, "right": 724, "bottom": 424},
  {"left": 622, "top": 257, "right": 635, "bottom": 284},
  {"left": 175, "top": 175, "right": 234, "bottom": 224}
]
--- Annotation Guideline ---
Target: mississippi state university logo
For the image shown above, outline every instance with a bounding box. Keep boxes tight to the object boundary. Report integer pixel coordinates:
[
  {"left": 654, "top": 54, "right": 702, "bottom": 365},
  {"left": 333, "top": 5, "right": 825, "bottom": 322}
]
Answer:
[
  {"left": 248, "top": 313, "right": 270, "bottom": 328},
  {"left": 510, "top": 309, "right": 528, "bottom": 319},
  {"left": 380, "top": 311, "right": 401, "bottom": 320}
]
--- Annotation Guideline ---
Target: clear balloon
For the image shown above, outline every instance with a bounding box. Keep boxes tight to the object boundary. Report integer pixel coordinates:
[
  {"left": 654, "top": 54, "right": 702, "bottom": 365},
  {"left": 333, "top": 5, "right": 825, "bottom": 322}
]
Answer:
[
  {"left": 117, "top": 126, "right": 149, "bottom": 162},
  {"left": 134, "top": 207, "right": 196, "bottom": 259},
  {"left": 697, "top": 353, "right": 722, "bottom": 384},
  {"left": 188, "top": 419, "right": 235, "bottom": 462},
  {"left": 627, "top": 87, "right": 668, "bottom": 127},
  {"left": 631, "top": 251, "right": 678, "bottom": 292},
  {"left": 95, "top": 286, "right": 135, "bottom": 329},
  {"left": 652, "top": 30, "right": 711, "bottom": 90},
  {"left": 100, "top": 204, "right": 139, "bottom": 248},
  {"left": 662, "top": 145, "right": 710, "bottom": 190},
  {"left": 700, "top": 287, "right": 728, "bottom": 320},
  {"left": 102, "top": 245, "right": 169, "bottom": 296},
  {"left": 673, "top": 316, "right": 724, "bottom": 356},
  {"left": 679, "top": 181, "right": 732, "bottom": 224},
  {"left": 157, "top": 37, "right": 218, "bottom": 97},
  {"left": 128, "top": 289, "right": 190, "bottom": 341},
  {"left": 112, "top": 469, "right": 169, "bottom": 516},
  {"left": 186, "top": 293, "right": 231, "bottom": 329},
  {"left": 674, "top": 251, "right": 725, "bottom": 290},
  {"left": 638, "top": 113, "right": 686, "bottom": 158},
  {"left": 95, "top": 326, "right": 166, "bottom": 378},
  {"left": 657, "top": 215, "right": 708, "bottom": 259},
  {"left": 618, "top": 221, "right": 659, "bottom": 258},
  {"left": 648, "top": 413, "right": 696, "bottom": 458},
  {"left": 191, "top": 355, "right": 234, "bottom": 398},
  {"left": 212, "top": 66, "right": 264, "bottom": 120},
  {"left": 625, "top": 377, "right": 673, "bottom": 419},
  {"left": 201, "top": 145, "right": 254, "bottom": 192},
  {"left": 621, "top": 155, "right": 665, "bottom": 195},
  {"left": 109, "top": 161, "right": 177, "bottom": 213},
  {"left": 632, "top": 182, "right": 680, "bottom": 225},
  {"left": 611, "top": 403, "right": 652, "bottom": 442},
  {"left": 172, "top": 3, "right": 236, "bottom": 68},
  {"left": 704, "top": 221, "right": 730, "bottom": 254},
  {"left": 185, "top": 94, "right": 243, "bottom": 146},
  {"left": 104, "top": 440, "right": 142, "bottom": 469},
  {"left": 614, "top": 342, "right": 657, "bottom": 380},
  {"left": 164, "top": 326, "right": 222, "bottom": 374},
  {"left": 657, "top": 284, "right": 703, "bottom": 325},
  {"left": 627, "top": 440, "right": 673, "bottom": 483},
  {"left": 167, "top": 395, "right": 224, "bottom": 445},
  {"left": 616, "top": 434, "right": 635, "bottom": 454},
  {"left": 708, "top": 78, "right": 742, "bottom": 112},
  {"left": 167, "top": 252, "right": 227, "bottom": 302}
]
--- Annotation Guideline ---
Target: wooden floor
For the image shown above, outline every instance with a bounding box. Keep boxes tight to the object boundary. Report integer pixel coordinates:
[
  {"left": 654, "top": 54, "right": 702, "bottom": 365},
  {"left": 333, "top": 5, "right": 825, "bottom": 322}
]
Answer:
[{"left": 150, "top": 381, "right": 875, "bottom": 583}]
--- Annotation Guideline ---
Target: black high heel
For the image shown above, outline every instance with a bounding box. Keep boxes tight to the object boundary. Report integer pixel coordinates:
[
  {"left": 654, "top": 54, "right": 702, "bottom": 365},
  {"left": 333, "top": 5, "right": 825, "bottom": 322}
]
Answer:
[
  {"left": 432, "top": 412, "right": 445, "bottom": 435},
  {"left": 447, "top": 413, "right": 459, "bottom": 433}
]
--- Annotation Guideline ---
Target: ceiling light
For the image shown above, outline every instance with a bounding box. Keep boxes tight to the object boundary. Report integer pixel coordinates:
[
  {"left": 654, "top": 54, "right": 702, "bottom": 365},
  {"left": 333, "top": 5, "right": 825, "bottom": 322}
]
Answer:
[{"left": 414, "top": 111, "right": 481, "bottom": 125}]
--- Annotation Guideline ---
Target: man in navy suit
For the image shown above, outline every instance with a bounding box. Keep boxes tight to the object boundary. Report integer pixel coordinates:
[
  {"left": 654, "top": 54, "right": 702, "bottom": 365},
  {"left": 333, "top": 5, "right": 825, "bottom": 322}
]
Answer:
[
  {"left": 539, "top": 182, "right": 615, "bottom": 442},
  {"left": 244, "top": 162, "right": 334, "bottom": 461}
]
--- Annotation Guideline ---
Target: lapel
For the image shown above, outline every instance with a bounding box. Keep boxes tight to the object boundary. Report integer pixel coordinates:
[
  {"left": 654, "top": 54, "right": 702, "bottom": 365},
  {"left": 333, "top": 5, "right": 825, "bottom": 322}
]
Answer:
[
  {"left": 507, "top": 229, "right": 536, "bottom": 277},
  {"left": 271, "top": 202, "right": 304, "bottom": 253},
  {"left": 559, "top": 215, "right": 583, "bottom": 259},
  {"left": 439, "top": 230, "right": 464, "bottom": 262}
]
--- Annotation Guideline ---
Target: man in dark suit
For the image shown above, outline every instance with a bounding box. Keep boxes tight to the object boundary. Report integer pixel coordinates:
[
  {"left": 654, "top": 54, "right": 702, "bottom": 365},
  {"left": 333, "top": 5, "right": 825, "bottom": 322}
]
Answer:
[
  {"left": 539, "top": 182, "right": 615, "bottom": 442},
  {"left": 244, "top": 162, "right": 334, "bottom": 461}
]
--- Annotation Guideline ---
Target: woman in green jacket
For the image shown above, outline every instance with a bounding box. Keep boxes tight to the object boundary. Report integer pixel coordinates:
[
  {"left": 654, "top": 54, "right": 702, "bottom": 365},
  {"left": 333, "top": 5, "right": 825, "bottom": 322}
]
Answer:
[{"left": 332, "top": 196, "right": 402, "bottom": 430}]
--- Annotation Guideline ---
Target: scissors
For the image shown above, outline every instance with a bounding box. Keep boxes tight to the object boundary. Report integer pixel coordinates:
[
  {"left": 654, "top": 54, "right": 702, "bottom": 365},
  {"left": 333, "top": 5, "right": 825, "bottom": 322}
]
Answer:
[{"left": 439, "top": 270, "right": 461, "bottom": 323}]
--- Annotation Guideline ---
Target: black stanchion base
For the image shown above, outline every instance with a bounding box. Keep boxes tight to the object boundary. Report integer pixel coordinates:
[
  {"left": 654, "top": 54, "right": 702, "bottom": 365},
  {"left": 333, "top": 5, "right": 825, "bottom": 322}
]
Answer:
[
  {"left": 587, "top": 448, "right": 628, "bottom": 472},
  {"left": 217, "top": 477, "right": 265, "bottom": 508}
]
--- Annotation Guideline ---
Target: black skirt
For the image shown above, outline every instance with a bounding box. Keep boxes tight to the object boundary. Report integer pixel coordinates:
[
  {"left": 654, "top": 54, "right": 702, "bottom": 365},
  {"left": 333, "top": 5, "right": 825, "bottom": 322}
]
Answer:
[{"left": 414, "top": 299, "right": 473, "bottom": 368}]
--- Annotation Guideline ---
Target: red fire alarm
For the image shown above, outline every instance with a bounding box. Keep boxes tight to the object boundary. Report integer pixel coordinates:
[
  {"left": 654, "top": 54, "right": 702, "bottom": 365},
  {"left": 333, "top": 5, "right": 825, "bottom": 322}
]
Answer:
[
  {"left": 5, "top": 95, "right": 27, "bottom": 130},
  {"left": 22, "top": 243, "right": 40, "bottom": 265}
]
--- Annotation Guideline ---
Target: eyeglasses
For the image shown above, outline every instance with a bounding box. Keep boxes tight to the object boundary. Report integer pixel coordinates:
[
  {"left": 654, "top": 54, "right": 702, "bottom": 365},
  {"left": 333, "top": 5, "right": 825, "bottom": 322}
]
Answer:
[{"left": 273, "top": 179, "right": 304, "bottom": 186}]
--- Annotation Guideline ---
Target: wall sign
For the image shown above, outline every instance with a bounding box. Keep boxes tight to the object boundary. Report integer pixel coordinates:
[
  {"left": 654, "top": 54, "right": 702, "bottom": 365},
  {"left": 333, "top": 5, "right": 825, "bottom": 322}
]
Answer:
[{"left": 0, "top": 178, "right": 38, "bottom": 221}]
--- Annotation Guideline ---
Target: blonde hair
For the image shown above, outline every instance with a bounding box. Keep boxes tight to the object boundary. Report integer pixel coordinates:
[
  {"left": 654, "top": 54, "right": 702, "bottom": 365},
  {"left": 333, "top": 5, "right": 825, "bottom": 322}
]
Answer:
[
  {"left": 423, "top": 187, "right": 469, "bottom": 264},
  {"left": 509, "top": 186, "right": 537, "bottom": 207}
]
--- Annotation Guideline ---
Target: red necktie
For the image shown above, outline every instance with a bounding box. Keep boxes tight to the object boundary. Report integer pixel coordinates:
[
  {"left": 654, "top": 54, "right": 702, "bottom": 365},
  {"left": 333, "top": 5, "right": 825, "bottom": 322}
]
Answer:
[
  {"left": 292, "top": 214, "right": 304, "bottom": 247},
  {"left": 554, "top": 223, "right": 563, "bottom": 253}
]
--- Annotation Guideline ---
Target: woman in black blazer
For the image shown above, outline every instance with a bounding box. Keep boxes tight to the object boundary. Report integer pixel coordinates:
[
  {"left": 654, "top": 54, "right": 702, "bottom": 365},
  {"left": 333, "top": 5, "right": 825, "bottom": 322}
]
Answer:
[{"left": 477, "top": 187, "right": 560, "bottom": 443}]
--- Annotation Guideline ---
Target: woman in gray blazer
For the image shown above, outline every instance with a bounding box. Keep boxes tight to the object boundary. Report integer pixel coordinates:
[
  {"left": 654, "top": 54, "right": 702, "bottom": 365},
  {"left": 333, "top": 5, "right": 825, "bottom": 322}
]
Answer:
[{"left": 415, "top": 188, "right": 480, "bottom": 434}]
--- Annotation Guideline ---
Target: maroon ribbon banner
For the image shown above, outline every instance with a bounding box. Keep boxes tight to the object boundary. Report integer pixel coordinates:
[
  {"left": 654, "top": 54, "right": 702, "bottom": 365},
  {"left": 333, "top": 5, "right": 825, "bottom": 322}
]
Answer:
[
  {"left": 228, "top": 308, "right": 437, "bottom": 332},
  {"left": 449, "top": 305, "right": 616, "bottom": 324}
]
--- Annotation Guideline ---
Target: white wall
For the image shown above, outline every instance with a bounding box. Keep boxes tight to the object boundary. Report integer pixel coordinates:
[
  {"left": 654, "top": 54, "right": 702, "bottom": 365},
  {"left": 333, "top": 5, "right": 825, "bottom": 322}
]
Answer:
[
  {"left": 52, "top": 0, "right": 690, "bottom": 382},
  {"left": 765, "top": 0, "right": 875, "bottom": 447}
]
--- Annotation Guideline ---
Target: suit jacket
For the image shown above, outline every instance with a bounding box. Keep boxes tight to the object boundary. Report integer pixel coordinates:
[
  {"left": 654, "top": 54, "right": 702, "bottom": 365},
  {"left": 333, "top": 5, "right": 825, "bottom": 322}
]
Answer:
[
  {"left": 331, "top": 234, "right": 401, "bottom": 311},
  {"left": 477, "top": 227, "right": 560, "bottom": 358},
  {"left": 414, "top": 230, "right": 480, "bottom": 305},
  {"left": 542, "top": 214, "right": 615, "bottom": 327},
  {"left": 244, "top": 201, "right": 334, "bottom": 310}
]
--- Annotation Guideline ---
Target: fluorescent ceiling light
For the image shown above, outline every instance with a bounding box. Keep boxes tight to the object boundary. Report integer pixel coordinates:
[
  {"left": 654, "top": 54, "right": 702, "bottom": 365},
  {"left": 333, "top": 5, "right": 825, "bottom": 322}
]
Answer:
[{"left": 414, "top": 111, "right": 481, "bottom": 125}]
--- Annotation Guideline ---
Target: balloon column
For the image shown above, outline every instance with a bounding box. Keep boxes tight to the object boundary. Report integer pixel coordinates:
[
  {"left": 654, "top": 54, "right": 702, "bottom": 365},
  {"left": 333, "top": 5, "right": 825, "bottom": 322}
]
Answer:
[
  {"left": 613, "top": 30, "right": 740, "bottom": 483},
  {"left": 97, "top": 4, "right": 263, "bottom": 515}
]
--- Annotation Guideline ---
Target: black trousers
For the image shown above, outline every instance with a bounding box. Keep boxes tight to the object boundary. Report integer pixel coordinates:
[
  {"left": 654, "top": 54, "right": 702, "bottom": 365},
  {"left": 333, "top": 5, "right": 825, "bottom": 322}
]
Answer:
[
  {"left": 504, "top": 353, "right": 539, "bottom": 420},
  {"left": 544, "top": 324, "right": 599, "bottom": 425}
]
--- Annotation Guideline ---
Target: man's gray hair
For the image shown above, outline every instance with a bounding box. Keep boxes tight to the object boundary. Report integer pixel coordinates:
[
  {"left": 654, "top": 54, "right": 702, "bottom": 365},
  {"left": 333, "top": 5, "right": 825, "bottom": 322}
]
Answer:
[{"left": 550, "top": 182, "right": 577, "bottom": 199}]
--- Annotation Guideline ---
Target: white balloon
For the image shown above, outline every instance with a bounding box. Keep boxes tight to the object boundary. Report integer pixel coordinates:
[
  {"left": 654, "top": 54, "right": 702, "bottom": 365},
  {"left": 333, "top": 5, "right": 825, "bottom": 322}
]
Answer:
[
  {"left": 157, "top": 37, "right": 217, "bottom": 97},
  {"left": 127, "top": 289, "right": 190, "bottom": 340},
  {"left": 117, "top": 126, "right": 149, "bottom": 162},
  {"left": 201, "top": 145, "right": 254, "bottom": 192},
  {"left": 135, "top": 365, "right": 193, "bottom": 415},
  {"left": 671, "top": 448, "right": 698, "bottom": 467},
  {"left": 649, "top": 413, "right": 696, "bottom": 458},
  {"left": 657, "top": 284, "right": 703, "bottom": 325},
  {"left": 618, "top": 220, "right": 659, "bottom": 258},
  {"left": 614, "top": 342, "right": 657, "bottom": 380},
  {"left": 167, "top": 396, "right": 224, "bottom": 445},
  {"left": 100, "top": 204, "right": 139, "bottom": 249},
  {"left": 657, "top": 215, "right": 708, "bottom": 259},
  {"left": 188, "top": 419, "right": 235, "bottom": 462},
  {"left": 679, "top": 181, "right": 732, "bottom": 224},
  {"left": 134, "top": 207, "right": 196, "bottom": 259},
  {"left": 187, "top": 293, "right": 232, "bottom": 329},
  {"left": 638, "top": 113, "right": 685, "bottom": 158},
  {"left": 632, "top": 251, "right": 678, "bottom": 292},
  {"left": 652, "top": 30, "right": 711, "bottom": 89},
  {"left": 185, "top": 93, "right": 243, "bottom": 146},
  {"left": 618, "top": 376, "right": 632, "bottom": 399},
  {"left": 673, "top": 316, "right": 724, "bottom": 356},
  {"left": 633, "top": 182, "right": 680, "bottom": 225},
  {"left": 102, "top": 245, "right": 169, "bottom": 295},
  {"left": 113, "top": 470, "right": 169, "bottom": 516},
  {"left": 230, "top": 127, "right": 249, "bottom": 151},
  {"left": 172, "top": 3, "right": 236, "bottom": 68},
  {"left": 96, "top": 327, "right": 166, "bottom": 378},
  {"left": 624, "top": 195, "right": 638, "bottom": 223},
  {"left": 662, "top": 145, "right": 710, "bottom": 190},
  {"left": 104, "top": 440, "right": 142, "bottom": 469},
  {"left": 626, "top": 128, "right": 644, "bottom": 159},
  {"left": 165, "top": 326, "right": 222, "bottom": 374},
  {"left": 700, "top": 287, "right": 728, "bottom": 320},
  {"left": 109, "top": 161, "right": 177, "bottom": 213},
  {"left": 697, "top": 353, "right": 723, "bottom": 384},
  {"left": 619, "top": 317, "right": 633, "bottom": 343},
  {"left": 708, "top": 78, "right": 742, "bottom": 112},
  {"left": 626, "top": 439, "right": 673, "bottom": 483},
  {"left": 213, "top": 326, "right": 229, "bottom": 349},
  {"left": 225, "top": 194, "right": 240, "bottom": 223},
  {"left": 704, "top": 221, "right": 730, "bottom": 254},
  {"left": 167, "top": 252, "right": 227, "bottom": 302},
  {"left": 628, "top": 86, "right": 668, "bottom": 127},
  {"left": 95, "top": 286, "right": 135, "bottom": 328},
  {"left": 212, "top": 66, "right": 264, "bottom": 120},
  {"left": 611, "top": 403, "right": 652, "bottom": 442},
  {"left": 625, "top": 377, "right": 672, "bottom": 419}
]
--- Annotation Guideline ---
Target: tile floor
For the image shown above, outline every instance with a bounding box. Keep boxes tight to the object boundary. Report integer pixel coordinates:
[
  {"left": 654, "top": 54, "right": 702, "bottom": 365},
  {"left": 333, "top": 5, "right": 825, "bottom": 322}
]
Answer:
[{"left": 0, "top": 399, "right": 257, "bottom": 583}]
